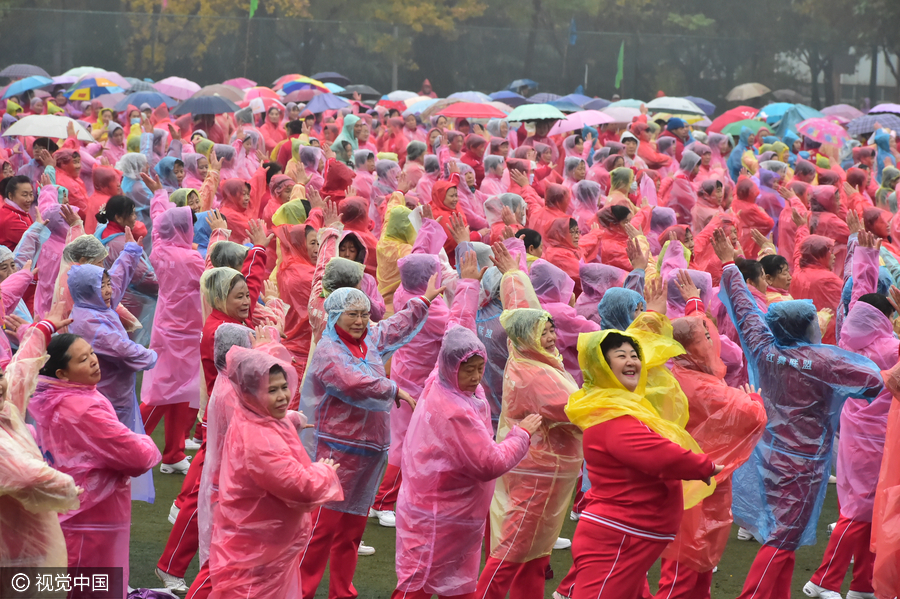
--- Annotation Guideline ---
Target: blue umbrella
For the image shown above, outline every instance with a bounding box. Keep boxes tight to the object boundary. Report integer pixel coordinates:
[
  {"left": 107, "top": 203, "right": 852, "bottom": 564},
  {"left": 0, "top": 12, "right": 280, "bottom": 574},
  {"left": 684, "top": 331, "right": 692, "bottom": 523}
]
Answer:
[
  {"left": 773, "top": 105, "right": 826, "bottom": 137},
  {"left": 531, "top": 92, "right": 561, "bottom": 103},
  {"left": 114, "top": 91, "right": 177, "bottom": 111},
  {"left": 547, "top": 100, "right": 582, "bottom": 113},
  {"left": 489, "top": 91, "right": 532, "bottom": 107},
  {"left": 757, "top": 102, "right": 795, "bottom": 124},
  {"left": 558, "top": 93, "right": 593, "bottom": 107},
  {"left": 3, "top": 75, "right": 53, "bottom": 99},
  {"left": 403, "top": 98, "right": 440, "bottom": 116},
  {"left": 583, "top": 98, "right": 610, "bottom": 110},
  {"left": 171, "top": 95, "right": 241, "bottom": 116},
  {"left": 507, "top": 79, "right": 538, "bottom": 91},
  {"left": 448, "top": 91, "right": 492, "bottom": 103},
  {"left": 684, "top": 95, "right": 716, "bottom": 116},
  {"left": 324, "top": 82, "right": 346, "bottom": 94},
  {"left": 305, "top": 93, "right": 350, "bottom": 114}
]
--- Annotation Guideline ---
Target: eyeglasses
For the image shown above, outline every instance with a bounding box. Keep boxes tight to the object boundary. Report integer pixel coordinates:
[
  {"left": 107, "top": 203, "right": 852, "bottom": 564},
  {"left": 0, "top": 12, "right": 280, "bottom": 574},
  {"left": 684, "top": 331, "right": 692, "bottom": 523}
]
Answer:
[{"left": 343, "top": 311, "right": 371, "bottom": 321}]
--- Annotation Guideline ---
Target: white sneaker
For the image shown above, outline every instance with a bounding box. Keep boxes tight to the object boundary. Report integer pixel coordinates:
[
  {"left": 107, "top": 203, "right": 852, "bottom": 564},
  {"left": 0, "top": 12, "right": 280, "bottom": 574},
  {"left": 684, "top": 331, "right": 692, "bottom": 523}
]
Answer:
[
  {"left": 569, "top": 510, "right": 581, "bottom": 521},
  {"left": 827, "top": 522, "right": 837, "bottom": 535},
  {"left": 713, "top": 566, "right": 718, "bottom": 573},
  {"left": 736, "top": 527, "right": 754, "bottom": 541},
  {"left": 160, "top": 457, "right": 191, "bottom": 474},
  {"left": 368, "top": 508, "right": 396, "bottom": 527},
  {"left": 829, "top": 475, "right": 837, "bottom": 484},
  {"left": 803, "top": 581, "right": 843, "bottom": 599},
  {"left": 155, "top": 567, "right": 188, "bottom": 595},
  {"left": 358, "top": 541, "right": 375, "bottom": 556},
  {"left": 168, "top": 502, "right": 180, "bottom": 525},
  {"left": 552, "top": 592, "right": 570, "bottom": 599},
  {"left": 846, "top": 591, "right": 877, "bottom": 599},
  {"left": 184, "top": 438, "right": 202, "bottom": 451},
  {"left": 553, "top": 537, "right": 572, "bottom": 550}
]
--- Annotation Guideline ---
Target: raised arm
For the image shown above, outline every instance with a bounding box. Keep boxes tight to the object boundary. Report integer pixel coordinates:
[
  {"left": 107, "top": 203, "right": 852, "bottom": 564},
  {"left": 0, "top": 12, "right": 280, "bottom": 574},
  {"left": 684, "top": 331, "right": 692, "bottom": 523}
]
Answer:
[
  {"left": 107, "top": 239, "right": 144, "bottom": 307},
  {"left": 848, "top": 231, "right": 881, "bottom": 312}
]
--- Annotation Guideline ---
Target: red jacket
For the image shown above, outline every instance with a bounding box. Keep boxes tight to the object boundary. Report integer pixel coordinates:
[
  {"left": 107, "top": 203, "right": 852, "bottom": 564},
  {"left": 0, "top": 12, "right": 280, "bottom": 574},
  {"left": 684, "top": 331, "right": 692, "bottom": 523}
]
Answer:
[{"left": 0, "top": 201, "right": 33, "bottom": 250}]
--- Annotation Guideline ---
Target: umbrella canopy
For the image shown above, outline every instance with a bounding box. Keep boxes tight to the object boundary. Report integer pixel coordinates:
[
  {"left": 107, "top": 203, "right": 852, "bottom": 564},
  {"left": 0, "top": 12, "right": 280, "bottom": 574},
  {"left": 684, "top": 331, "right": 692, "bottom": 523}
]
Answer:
[
  {"left": 558, "top": 93, "right": 594, "bottom": 107},
  {"left": 243, "top": 97, "right": 286, "bottom": 114},
  {"left": 547, "top": 100, "right": 583, "bottom": 113},
  {"left": 324, "top": 82, "right": 345, "bottom": 93},
  {"left": 487, "top": 101, "right": 513, "bottom": 115},
  {"left": 1, "top": 64, "right": 51, "bottom": 79},
  {"left": 282, "top": 76, "right": 329, "bottom": 94},
  {"left": 223, "top": 77, "right": 256, "bottom": 89},
  {"left": 420, "top": 98, "right": 458, "bottom": 120},
  {"left": 726, "top": 83, "right": 771, "bottom": 102},
  {"left": 583, "top": 98, "right": 611, "bottom": 110},
  {"left": 757, "top": 102, "right": 795, "bottom": 124},
  {"left": 2, "top": 76, "right": 53, "bottom": 99},
  {"left": 600, "top": 106, "right": 641, "bottom": 124},
  {"left": 507, "top": 79, "right": 538, "bottom": 91},
  {"left": 338, "top": 84, "right": 381, "bottom": 99},
  {"left": 282, "top": 89, "right": 321, "bottom": 103},
  {"left": 869, "top": 103, "right": 900, "bottom": 116},
  {"left": 125, "top": 80, "right": 156, "bottom": 93},
  {"left": 772, "top": 89, "right": 807, "bottom": 103},
  {"left": 607, "top": 98, "right": 644, "bottom": 109},
  {"left": 721, "top": 119, "right": 769, "bottom": 136},
  {"left": 796, "top": 117, "right": 849, "bottom": 145},
  {"left": 311, "top": 72, "right": 351, "bottom": 86},
  {"left": 707, "top": 106, "right": 760, "bottom": 133},
  {"left": 489, "top": 91, "right": 531, "bottom": 107},
  {"left": 821, "top": 104, "right": 864, "bottom": 121},
  {"left": 95, "top": 93, "right": 126, "bottom": 109},
  {"left": 3, "top": 114, "right": 93, "bottom": 142},
  {"left": 646, "top": 96, "right": 705, "bottom": 116},
  {"left": 530, "top": 92, "right": 561, "bottom": 103},
  {"left": 772, "top": 105, "right": 826, "bottom": 137},
  {"left": 194, "top": 84, "right": 244, "bottom": 102},
  {"left": 305, "top": 93, "right": 351, "bottom": 114},
  {"left": 66, "top": 78, "right": 124, "bottom": 101},
  {"left": 154, "top": 76, "right": 200, "bottom": 101},
  {"left": 847, "top": 114, "right": 900, "bottom": 136},
  {"left": 683, "top": 96, "right": 715, "bottom": 116},
  {"left": 114, "top": 91, "right": 176, "bottom": 111},
  {"left": 244, "top": 87, "right": 280, "bottom": 101},
  {"left": 60, "top": 66, "right": 100, "bottom": 78},
  {"left": 549, "top": 110, "right": 615, "bottom": 135},
  {"left": 385, "top": 90, "right": 418, "bottom": 102},
  {"left": 506, "top": 103, "right": 565, "bottom": 122},
  {"left": 78, "top": 71, "right": 130, "bottom": 89},
  {"left": 403, "top": 98, "right": 441, "bottom": 116},
  {"left": 404, "top": 95, "right": 434, "bottom": 108},
  {"left": 437, "top": 102, "right": 507, "bottom": 119},
  {"left": 171, "top": 95, "right": 240, "bottom": 116},
  {"left": 52, "top": 75, "right": 78, "bottom": 87},
  {"left": 447, "top": 91, "right": 492, "bottom": 103}
]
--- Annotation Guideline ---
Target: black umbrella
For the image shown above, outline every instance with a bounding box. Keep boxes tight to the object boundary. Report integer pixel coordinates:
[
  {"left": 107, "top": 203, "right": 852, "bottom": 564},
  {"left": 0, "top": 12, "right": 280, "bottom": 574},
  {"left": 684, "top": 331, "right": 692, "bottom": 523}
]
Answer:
[
  {"left": 171, "top": 95, "right": 241, "bottom": 116},
  {"left": 0, "top": 64, "right": 51, "bottom": 78},
  {"left": 337, "top": 84, "right": 381, "bottom": 99},
  {"left": 312, "top": 72, "right": 351, "bottom": 86},
  {"left": 115, "top": 91, "right": 177, "bottom": 111},
  {"left": 125, "top": 80, "right": 157, "bottom": 93}
]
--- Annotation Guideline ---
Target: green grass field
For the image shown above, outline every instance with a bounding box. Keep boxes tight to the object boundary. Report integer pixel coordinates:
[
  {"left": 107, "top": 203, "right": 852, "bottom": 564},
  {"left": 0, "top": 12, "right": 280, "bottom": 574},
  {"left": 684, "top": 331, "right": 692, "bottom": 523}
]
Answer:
[{"left": 130, "top": 425, "right": 851, "bottom": 598}]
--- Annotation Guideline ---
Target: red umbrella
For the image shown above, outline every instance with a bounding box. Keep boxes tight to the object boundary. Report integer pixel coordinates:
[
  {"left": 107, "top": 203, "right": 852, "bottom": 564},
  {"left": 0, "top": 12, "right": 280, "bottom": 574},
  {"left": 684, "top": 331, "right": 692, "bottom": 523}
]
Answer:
[
  {"left": 708, "top": 106, "right": 760, "bottom": 133},
  {"left": 244, "top": 86, "right": 279, "bottom": 101},
  {"left": 376, "top": 99, "right": 407, "bottom": 112},
  {"left": 437, "top": 102, "right": 507, "bottom": 119}
]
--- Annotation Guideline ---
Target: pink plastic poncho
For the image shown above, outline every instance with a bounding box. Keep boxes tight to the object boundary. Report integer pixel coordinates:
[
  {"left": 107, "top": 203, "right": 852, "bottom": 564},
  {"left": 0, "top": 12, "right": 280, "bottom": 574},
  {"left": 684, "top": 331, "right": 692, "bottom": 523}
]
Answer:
[
  {"left": 571, "top": 179, "right": 602, "bottom": 234},
  {"left": 28, "top": 373, "right": 160, "bottom": 597},
  {"left": 141, "top": 189, "right": 205, "bottom": 408},
  {"left": 873, "top": 359, "right": 900, "bottom": 598},
  {"left": 658, "top": 240, "right": 713, "bottom": 318},
  {"left": 208, "top": 346, "right": 342, "bottom": 599},
  {"left": 575, "top": 264, "right": 627, "bottom": 326},
  {"left": 389, "top": 254, "right": 449, "bottom": 466},
  {"left": 395, "top": 282, "right": 531, "bottom": 596},
  {"left": 836, "top": 243, "right": 897, "bottom": 521},
  {"left": 0, "top": 324, "right": 81, "bottom": 568},
  {"left": 300, "top": 287, "right": 429, "bottom": 516},
  {"left": 529, "top": 259, "right": 600, "bottom": 385},
  {"left": 0, "top": 256, "right": 32, "bottom": 366},
  {"left": 32, "top": 188, "right": 82, "bottom": 319}
]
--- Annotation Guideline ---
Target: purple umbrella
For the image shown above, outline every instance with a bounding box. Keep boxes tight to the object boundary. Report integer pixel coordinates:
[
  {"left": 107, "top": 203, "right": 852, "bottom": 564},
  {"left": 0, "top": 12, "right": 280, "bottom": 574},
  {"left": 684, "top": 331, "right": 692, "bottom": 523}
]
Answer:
[
  {"left": 821, "top": 104, "right": 864, "bottom": 121},
  {"left": 305, "top": 93, "right": 350, "bottom": 114},
  {"left": 847, "top": 114, "right": 900, "bottom": 136},
  {"left": 869, "top": 103, "right": 900, "bottom": 116},
  {"left": 530, "top": 92, "right": 561, "bottom": 103},
  {"left": 154, "top": 76, "right": 201, "bottom": 101},
  {"left": 583, "top": 98, "right": 611, "bottom": 110},
  {"left": 0, "top": 64, "right": 50, "bottom": 78}
]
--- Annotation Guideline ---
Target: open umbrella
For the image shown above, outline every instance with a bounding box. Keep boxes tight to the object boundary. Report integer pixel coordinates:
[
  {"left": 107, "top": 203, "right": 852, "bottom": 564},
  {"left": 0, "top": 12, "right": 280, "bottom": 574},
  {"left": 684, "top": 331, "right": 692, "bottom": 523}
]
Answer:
[
  {"left": 194, "top": 84, "right": 244, "bottom": 102},
  {"left": 529, "top": 92, "right": 561, "bottom": 103},
  {"left": 385, "top": 90, "right": 418, "bottom": 102},
  {"left": 488, "top": 102, "right": 513, "bottom": 115},
  {"left": 600, "top": 106, "right": 641, "bottom": 124},
  {"left": 60, "top": 66, "right": 100, "bottom": 79},
  {"left": 305, "top": 93, "right": 351, "bottom": 114},
  {"left": 821, "top": 104, "right": 864, "bottom": 121},
  {"left": 244, "top": 87, "right": 280, "bottom": 101},
  {"left": 506, "top": 103, "right": 565, "bottom": 122},
  {"left": 403, "top": 98, "right": 440, "bottom": 116},
  {"left": 489, "top": 91, "right": 531, "bottom": 107},
  {"left": 78, "top": 71, "right": 130, "bottom": 89},
  {"left": 2, "top": 76, "right": 52, "bottom": 99},
  {"left": 796, "top": 117, "right": 850, "bottom": 145},
  {"left": 154, "top": 76, "right": 201, "bottom": 101},
  {"left": 437, "top": 102, "right": 507, "bottom": 119},
  {"left": 94, "top": 93, "right": 126, "bottom": 109},
  {"left": 1, "top": 64, "right": 51, "bottom": 79},
  {"left": 547, "top": 100, "right": 583, "bottom": 113},
  {"left": 223, "top": 77, "right": 256, "bottom": 89},
  {"left": 507, "top": 79, "right": 538, "bottom": 91},
  {"left": 52, "top": 75, "right": 78, "bottom": 87},
  {"left": 403, "top": 95, "right": 433, "bottom": 108},
  {"left": 171, "top": 95, "right": 240, "bottom": 116},
  {"left": 324, "top": 82, "right": 345, "bottom": 94},
  {"left": 869, "top": 103, "right": 900, "bottom": 116},
  {"left": 243, "top": 97, "right": 286, "bottom": 114},
  {"left": 558, "top": 93, "right": 594, "bottom": 108},
  {"left": 338, "top": 84, "right": 381, "bottom": 99},
  {"left": 283, "top": 89, "right": 321, "bottom": 103},
  {"left": 684, "top": 96, "right": 715, "bottom": 116},
  {"left": 607, "top": 98, "right": 644, "bottom": 109},
  {"left": 125, "top": 80, "right": 156, "bottom": 93},
  {"left": 3, "top": 114, "right": 93, "bottom": 142},
  {"left": 66, "top": 78, "right": 124, "bottom": 101},
  {"left": 726, "top": 83, "right": 771, "bottom": 102},
  {"left": 772, "top": 89, "right": 807, "bottom": 103},
  {"left": 583, "top": 98, "right": 611, "bottom": 110},
  {"left": 847, "top": 114, "right": 900, "bottom": 136},
  {"left": 114, "top": 91, "right": 176, "bottom": 111},
  {"left": 707, "top": 106, "right": 760, "bottom": 133},
  {"left": 311, "top": 72, "right": 351, "bottom": 86},
  {"left": 282, "top": 76, "right": 329, "bottom": 94},
  {"left": 721, "top": 119, "right": 769, "bottom": 136},
  {"left": 646, "top": 96, "right": 705, "bottom": 116},
  {"left": 549, "top": 110, "right": 614, "bottom": 135},
  {"left": 757, "top": 102, "right": 795, "bottom": 123},
  {"left": 447, "top": 91, "right": 492, "bottom": 103}
]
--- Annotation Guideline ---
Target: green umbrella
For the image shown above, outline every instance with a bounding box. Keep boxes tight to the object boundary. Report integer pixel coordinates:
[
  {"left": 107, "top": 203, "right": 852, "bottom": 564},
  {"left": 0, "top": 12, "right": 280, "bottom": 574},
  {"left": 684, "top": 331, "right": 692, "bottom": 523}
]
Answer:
[
  {"left": 721, "top": 119, "right": 768, "bottom": 136},
  {"left": 506, "top": 103, "right": 565, "bottom": 122}
]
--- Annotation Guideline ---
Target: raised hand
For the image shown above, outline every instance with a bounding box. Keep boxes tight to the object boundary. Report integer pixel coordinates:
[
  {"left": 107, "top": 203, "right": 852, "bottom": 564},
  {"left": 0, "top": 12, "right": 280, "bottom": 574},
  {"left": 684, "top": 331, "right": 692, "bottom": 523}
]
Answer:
[
  {"left": 263, "top": 280, "right": 279, "bottom": 302},
  {"left": 449, "top": 212, "right": 471, "bottom": 244},
  {"left": 501, "top": 205, "right": 517, "bottom": 226},
  {"left": 39, "top": 172, "right": 52, "bottom": 188},
  {"left": 397, "top": 171, "right": 411, "bottom": 194},
  {"left": 251, "top": 324, "right": 273, "bottom": 348},
  {"left": 501, "top": 225, "right": 515, "bottom": 240},
  {"left": 323, "top": 199, "right": 340, "bottom": 228},
  {"left": 421, "top": 203, "right": 437, "bottom": 222},
  {"left": 740, "top": 383, "right": 760, "bottom": 395},
  {"left": 247, "top": 219, "right": 274, "bottom": 248},
  {"left": 140, "top": 171, "right": 162, "bottom": 192},
  {"left": 489, "top": 242, "right": 519, "bottom": 274},
  {"left": 623, "top": 222, "right": 641, "bottom": 240},
  {"left": 459, "top": 251, "right": 487, "bottom": 281},
  {"left": 123, "top": 226, "right": 144, "bottom": 246},
  {"left": 207, "top": 209, "right": 228, "bottom": 230},
  {"left": 345, "top": 185, "right": 357, "bottom": 198},
  {"left": 318, "top": 457, "right": 340, "bottom": 471},
  {"left": 509, "top": 169, "right": 529, "bottom": 188},
  {"left": 675, "top": 269, "right": 700, "bottom": 301},
  {"left": 644, "top": 277, "right": 667, "bottom": 314},
  {"left": 847, "top": 209, "right": 862, "bottom": 235},
  {"left": 167, "top": 123, "right": 182, "bottom": 142},
  {"left": 626, "top": 237, "right": 648, "bottom": 271},
  {"left": 3, "top": 314, "right": 28, "bottom": 334},
  {"left": 423, "top": 273, "right": 447, "bottom": 302},
  {"left": 791, "top": 208, "right": 808, "bottom": 228},
  {"left": 750, "top": 228, "right": 769, "bottom": 248},
  {"left": 208, "top": 150, "right": 222, "bottom": 173},
  {"left": 60, "top": 204, "right": 81, "bottom": 227},
  {"left": 395, "top": 389, "right": 417, "bottom": 411},
  {"left": 711, "top": 228, "right": 735, "bottom": 263},
  {"left": 518, "top": 413, "right": 543, "bottom": 435}
]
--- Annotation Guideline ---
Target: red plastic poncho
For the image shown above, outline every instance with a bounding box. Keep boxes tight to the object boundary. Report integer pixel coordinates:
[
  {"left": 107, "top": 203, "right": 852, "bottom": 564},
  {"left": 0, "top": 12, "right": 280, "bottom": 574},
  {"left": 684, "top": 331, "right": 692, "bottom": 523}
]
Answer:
[
  {"left": 461, "top": 134, "right": 487, "bottom": 188},
  {"left": 274, "top": 223, "right": 316, "bottom": 391},
  {"left": 790, "top": 228, "right": 842, "bottom": 343},
  {"left": 732, "top": 178, "right": 774, "bottom": 260},
  {"left": 692, "top": 213, "right": 741, "bottom": 285},
  {"left": 209, "top": 346, "right": 342, "bottom": 598},
  {"left": 84, "top": 167, "right": 121, "bottom": 235},
  {"left": 777, "top": 185, "right": 809, "bottom": 268},
  {"left": 873, "top": 359, "right": 900, "bottom": 598},
  {"left": 542, "top": 217, "right": 583, "bottom": 294},
  {"left": 692, "top": 179, "right": 723, "bottom": 235},
  {"left": 528, "top": 183, "right": 571, "bottom": 235},
  {"left": 218, "top": 179, "right": 253, "bottom": 244},
  {"left": 596, "top": 207, "right": 634, "bottom": 272},
  {"left": 808, "top": 185, "right": 850, "bottom": 278}
]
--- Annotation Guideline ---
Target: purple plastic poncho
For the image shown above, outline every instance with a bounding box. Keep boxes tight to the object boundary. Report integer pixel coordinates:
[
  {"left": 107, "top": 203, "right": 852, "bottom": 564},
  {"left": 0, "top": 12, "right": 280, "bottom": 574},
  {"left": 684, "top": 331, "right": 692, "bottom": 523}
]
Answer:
[
  {"left": 299, "top": 287, "right": 429, "bottom": 515},
  {"left": 658, "top": 240, "right": 712, "bottom": 318},
  {"left": 140, "top": 190, "right": 205, "bottom": 408},
  {"left": 395, "top": 279, "right": 531, "bottom": 596},
  {"left": 574, "top": 263, "right": 645, "bottom": 327}
]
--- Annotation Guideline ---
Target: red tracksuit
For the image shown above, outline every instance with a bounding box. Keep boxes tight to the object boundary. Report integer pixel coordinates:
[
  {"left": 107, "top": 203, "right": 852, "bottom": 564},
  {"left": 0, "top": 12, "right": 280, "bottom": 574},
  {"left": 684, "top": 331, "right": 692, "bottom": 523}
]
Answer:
[
  {"left": 372, "top": 463, "right": 402, "bottom": 510},
  {"left": 299, "top": 506, "right": 369, "bottom": 599},
  {"left": 564, "top": 416, "right": 714, "bottom": 599},
  {"left": 809, "top": 515, "right": 875, "bottom": 595},
  {"left": 140, "top": 402, "right": 197, "bottom": 464}
]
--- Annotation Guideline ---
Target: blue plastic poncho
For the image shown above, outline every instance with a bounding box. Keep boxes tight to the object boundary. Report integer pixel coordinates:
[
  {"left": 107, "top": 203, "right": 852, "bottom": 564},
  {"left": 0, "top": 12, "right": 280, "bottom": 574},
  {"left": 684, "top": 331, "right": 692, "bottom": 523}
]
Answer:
[
  {"left": 727, "top": 127, "right": 754, "bottom": 181},
  {"left": 194, "top": 211, "right": 213, "bottom": 258},
  {"left": 597, "top": 287, "right": 644, "bottom": 331},
  {"left": 718, "top": 263, "right": 883, "bottom": 549},
  {"left": 874, "top": 129, "right": 893, "bottom": 184}
]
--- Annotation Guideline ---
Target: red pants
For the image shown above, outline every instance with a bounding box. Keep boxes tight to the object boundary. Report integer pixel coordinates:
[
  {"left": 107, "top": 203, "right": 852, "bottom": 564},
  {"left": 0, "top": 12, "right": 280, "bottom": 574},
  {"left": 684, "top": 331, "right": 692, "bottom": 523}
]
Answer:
[
  {"left": 299, "top": 506, "right": 368, "bottom": 599},
  {"left": 474, "top": 555, "right": 550, "bottom": 599},
  {"left": 389, "top": 590, "right": 473, "bottom": 599},
  {"left": 174, "top": 442, "right": 205, "bottom": 509},
  {"left": 140, "top": 402, "right": 196, "bottom": 464},
  {"left": 571, "top": 522, "right": 667, "bottom": 599},
  {"left": 810, "top": 515, "right": 875, "bottom": 594},
  {"left": 372, "top": 463, "right": 402, "bottom": 511},
  {"left": 186, "top": 560, "right": 212, "bottom": 599},
  {"left": 654, "top": 558, "right": 713, "bottom": 599},
  {"left": 157, "top": 446, "right": 205, "bottom": 578},
  {"left": 735, "top": 544, "right": 795, "bottom": 599}
]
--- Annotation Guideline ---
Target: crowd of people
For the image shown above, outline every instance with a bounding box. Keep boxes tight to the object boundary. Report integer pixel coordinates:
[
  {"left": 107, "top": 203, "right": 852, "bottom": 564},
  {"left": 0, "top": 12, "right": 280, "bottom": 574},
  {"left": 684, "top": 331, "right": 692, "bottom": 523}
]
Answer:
[{"left": 2, "top": 74, "right": 900, "bottom": 599}]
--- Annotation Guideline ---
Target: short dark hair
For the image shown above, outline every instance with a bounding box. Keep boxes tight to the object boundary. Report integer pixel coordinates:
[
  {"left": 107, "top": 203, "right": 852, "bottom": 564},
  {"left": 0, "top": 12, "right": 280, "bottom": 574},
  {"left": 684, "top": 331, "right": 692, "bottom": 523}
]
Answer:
[
  {"left": 515, "top": 228, "right": 542, "bottom": 251},
  {"left": 760, "top": 254, "right": 789, "bottom": 278},
  {"left": 610, "top": 205, "right": 631, "bottom": 223},
  {"left": 600, "top": 332, "right": 641, "bottom": 363},
  {"left": 736, "top": 258, "right": 764, "bottom": 284},
  {"left": 263, "top": 161, "right": 282, "bottom": 184},
  {"left": 269, "top": 364, "right": 287, "bottom": 379},
  {"left": 39, "top": 334, "right": 83, "bottom": 378},
  {"left": 286, "top": 120, "right": 305, "bottom": 135},
  {"left": 859, "top": 293, "right": 894, "bottom": 318},
  {"left": 1, "top": 175, "right": 32, "bottom": 199},
  {"left": 569, "top": 218, "right": 579, "bottom": 230},
  {"left": 95, "top": 195, "right": 135, "bottom": 224}
]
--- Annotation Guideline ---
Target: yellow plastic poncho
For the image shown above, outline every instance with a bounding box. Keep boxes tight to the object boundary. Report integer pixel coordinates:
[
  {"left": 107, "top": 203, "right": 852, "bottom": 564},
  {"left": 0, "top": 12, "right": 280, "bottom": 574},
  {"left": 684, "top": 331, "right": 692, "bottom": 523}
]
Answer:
[
  {"left": 376, "top": 195, "right": 418, "bottom": 315},
  {"left": 565, "top": 313, "right": 714, "bottom": 508},
  {"left": 268, "top": 198, "right": 309, "bottom": 283}
]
